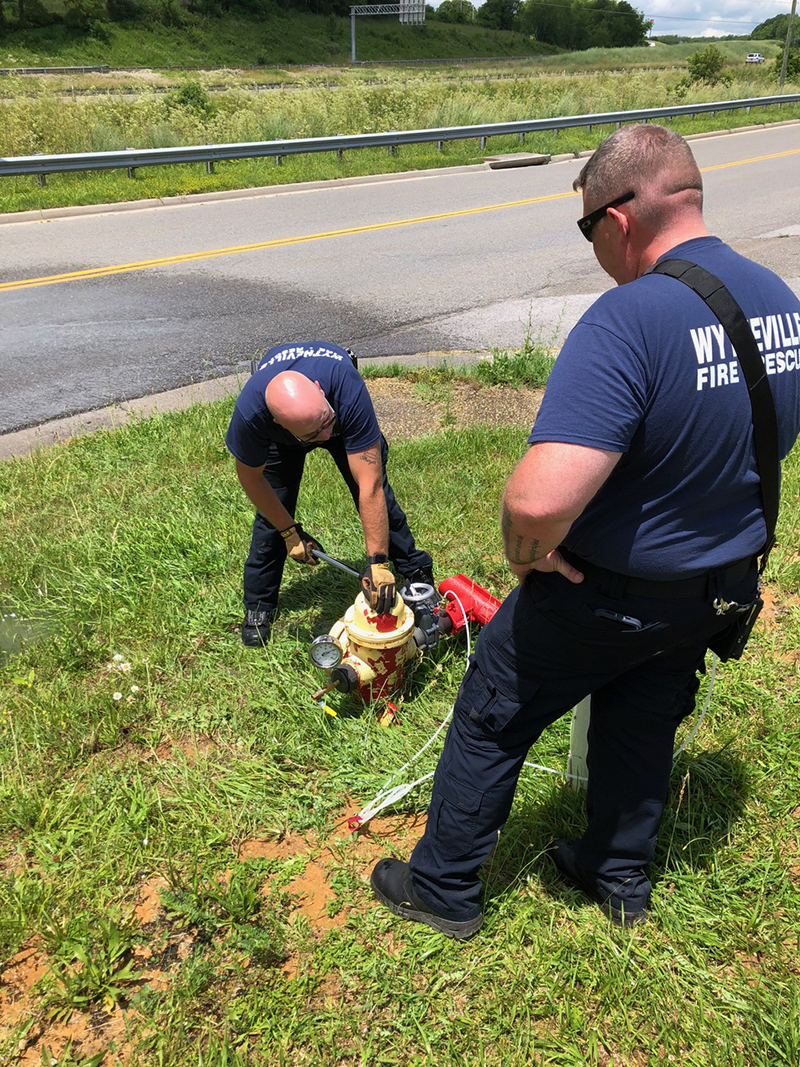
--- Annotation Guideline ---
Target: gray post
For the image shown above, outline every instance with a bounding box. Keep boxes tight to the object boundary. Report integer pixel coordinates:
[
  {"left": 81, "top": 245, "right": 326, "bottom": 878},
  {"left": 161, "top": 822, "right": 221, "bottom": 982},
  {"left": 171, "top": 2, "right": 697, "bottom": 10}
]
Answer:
[
  {"left": 351, "top": 10, "right": 357, "bottom": 63},
  {"left": 567, "top": 696, "right": 591, "bottom": 791},
  {"left": 780, "top": 0, "right": 798, "bottom": 89}
]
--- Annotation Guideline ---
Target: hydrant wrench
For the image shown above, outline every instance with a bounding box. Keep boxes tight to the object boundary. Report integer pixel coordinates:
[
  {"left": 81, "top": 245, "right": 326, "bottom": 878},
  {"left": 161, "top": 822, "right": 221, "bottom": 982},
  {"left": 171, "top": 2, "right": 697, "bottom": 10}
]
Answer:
[{"left": 311, "top": 548, "right": 362, "bottom": 579}]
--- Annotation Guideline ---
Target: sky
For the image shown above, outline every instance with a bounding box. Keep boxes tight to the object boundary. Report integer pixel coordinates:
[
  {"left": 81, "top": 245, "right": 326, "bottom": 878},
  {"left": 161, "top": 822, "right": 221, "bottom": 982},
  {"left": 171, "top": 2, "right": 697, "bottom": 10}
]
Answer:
[
  {"left": 642, "top": 0, "right": 786, "bottom": 39},
  {"left": 449, "top": 0, "right": 791, "bottom": 39}
]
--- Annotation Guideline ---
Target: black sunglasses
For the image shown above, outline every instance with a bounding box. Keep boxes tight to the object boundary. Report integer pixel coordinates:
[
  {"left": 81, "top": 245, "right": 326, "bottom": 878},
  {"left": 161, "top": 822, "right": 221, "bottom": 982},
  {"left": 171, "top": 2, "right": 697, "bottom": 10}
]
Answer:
[
  {"left": 577, "top": 191, "right": 635, "bottom": 242},
  {"left": 290, "top": 403, "right": 336, "bottom": 444}
]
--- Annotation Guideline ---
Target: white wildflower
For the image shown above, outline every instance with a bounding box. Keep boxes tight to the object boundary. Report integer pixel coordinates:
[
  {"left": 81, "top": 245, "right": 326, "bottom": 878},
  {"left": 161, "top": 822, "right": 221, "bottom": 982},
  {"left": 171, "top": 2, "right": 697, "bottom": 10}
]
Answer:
[
  {"left": 113, "top": 653, "right": 123, "bottom": 661},
  {"left": 113, "top": 692, "right": 122, "bottom": 701},
  {"left": 130, "top": 685, "right": 139, "bottom": 693}
]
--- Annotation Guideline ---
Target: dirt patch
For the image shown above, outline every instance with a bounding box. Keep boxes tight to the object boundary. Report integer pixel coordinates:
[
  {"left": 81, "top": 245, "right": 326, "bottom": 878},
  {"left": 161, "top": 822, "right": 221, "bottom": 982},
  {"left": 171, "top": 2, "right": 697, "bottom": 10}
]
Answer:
[
  {"left": 760, "top": 585, "right": 799, "bottom": 631},
  {"left": 133, "top": 874, "right": 170, "bottom": 926},
  {"left": 240, "top": 802, "right": 428, "bottom": 937},
  {"left": 0, "top": 939, "right": 138, "bottom": 1065},
  {"left": 366, "top": 378, "right": 543, "bottom": 440}
]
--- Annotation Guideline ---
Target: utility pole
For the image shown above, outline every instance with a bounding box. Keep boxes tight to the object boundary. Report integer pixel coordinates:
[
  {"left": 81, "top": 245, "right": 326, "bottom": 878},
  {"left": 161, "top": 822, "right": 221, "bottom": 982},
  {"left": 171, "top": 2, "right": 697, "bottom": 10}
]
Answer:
[{"left": 780, "top": 0, "right": 798, "bottom": 89}]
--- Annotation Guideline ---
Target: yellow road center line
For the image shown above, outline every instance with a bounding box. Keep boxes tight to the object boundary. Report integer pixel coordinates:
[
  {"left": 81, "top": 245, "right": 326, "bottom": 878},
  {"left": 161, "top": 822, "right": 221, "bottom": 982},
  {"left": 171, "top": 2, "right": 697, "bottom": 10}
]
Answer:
[
  {"left": 2, "top": 147, "right": 798, "bottom": 293},
  {"left": 701, "top": 148, "right": 800, "bottom": 172},
  {"left": 0, "top": 192, "right": 575, "bottom": 292}
]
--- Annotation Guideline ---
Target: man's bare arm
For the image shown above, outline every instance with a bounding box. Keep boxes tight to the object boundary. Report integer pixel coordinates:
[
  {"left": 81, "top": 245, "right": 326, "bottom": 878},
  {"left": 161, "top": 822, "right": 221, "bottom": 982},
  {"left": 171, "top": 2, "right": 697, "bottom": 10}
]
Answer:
[
  {"left": 501, "top": 441, "right": 621, "bottom": 583},
  {"left": 234, "top": 458, "right": 294, "bottom": 532},
  {"left": 347, "top": 443, "right": 389, "bottom": 558}
]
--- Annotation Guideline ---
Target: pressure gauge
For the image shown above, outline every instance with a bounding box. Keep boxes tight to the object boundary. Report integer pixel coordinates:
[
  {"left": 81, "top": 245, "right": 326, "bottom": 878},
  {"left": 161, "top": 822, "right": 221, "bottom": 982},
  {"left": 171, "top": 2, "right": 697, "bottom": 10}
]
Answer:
[{"left": 309, "top": 634, "right": 343, "bottom": 670}]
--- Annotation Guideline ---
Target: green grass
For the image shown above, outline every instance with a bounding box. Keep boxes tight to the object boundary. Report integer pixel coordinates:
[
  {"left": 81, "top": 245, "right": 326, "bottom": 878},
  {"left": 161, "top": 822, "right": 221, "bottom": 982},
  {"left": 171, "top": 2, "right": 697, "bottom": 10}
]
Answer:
[{"left": 1, "top": 378, "right": 800, "bottom": 1064}]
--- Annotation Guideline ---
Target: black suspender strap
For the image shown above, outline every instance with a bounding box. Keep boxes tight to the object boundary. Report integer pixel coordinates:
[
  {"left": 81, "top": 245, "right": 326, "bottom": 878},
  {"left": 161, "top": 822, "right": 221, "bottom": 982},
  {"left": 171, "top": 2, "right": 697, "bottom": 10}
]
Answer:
[{"left": 647, "top": 258, "right": 780, "bottom": 569}]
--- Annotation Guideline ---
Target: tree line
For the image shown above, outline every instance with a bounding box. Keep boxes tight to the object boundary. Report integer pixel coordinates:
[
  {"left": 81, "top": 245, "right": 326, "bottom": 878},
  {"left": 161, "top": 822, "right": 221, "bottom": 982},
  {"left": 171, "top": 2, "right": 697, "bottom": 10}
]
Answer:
[
  {"left": 0, "top": 0, "right": 650, "bottom": 49},
  {"left": 432, "top": 0, "right": 649, "bottom": 50}
]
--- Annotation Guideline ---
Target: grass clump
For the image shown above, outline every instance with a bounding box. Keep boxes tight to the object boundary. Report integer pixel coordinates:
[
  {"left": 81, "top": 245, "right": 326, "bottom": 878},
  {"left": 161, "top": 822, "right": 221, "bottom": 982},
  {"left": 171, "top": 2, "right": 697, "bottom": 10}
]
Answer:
[{"left": 362, "top": 331, "right": 556, "bottom": 390}]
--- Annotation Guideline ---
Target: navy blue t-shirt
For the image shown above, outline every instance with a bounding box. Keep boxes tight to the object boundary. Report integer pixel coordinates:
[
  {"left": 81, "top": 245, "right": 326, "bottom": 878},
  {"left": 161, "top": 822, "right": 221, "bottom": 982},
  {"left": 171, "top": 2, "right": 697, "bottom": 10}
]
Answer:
[
  {"left": 225, "top": 343, "right": 381, "bottom": 467},
  {"left": 529, "top": 237, "right": 800, "bottom": 579}
]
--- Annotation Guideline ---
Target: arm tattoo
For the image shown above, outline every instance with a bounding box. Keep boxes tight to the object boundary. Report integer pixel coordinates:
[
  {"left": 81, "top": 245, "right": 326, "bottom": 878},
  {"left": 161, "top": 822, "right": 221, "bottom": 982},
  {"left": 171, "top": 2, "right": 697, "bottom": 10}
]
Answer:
[
  {"left": 504, "top": 504, "right": 543, "bottom": 563},
  {"left": 511, "top": 536, "right": 541, "bottom": 564},
  {"left": 501, "top": 504, "right": 512, "bottom": 542},
  {"left": 359, "top": 449, "right": 379, "bottom": 466}
]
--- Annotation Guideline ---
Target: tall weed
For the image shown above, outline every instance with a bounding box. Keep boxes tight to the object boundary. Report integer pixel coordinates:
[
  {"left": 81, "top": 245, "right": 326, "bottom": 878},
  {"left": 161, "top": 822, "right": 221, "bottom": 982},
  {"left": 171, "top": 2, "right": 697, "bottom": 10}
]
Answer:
[{"left": 2, "top": 68, "right": 796, "bottom": 157}]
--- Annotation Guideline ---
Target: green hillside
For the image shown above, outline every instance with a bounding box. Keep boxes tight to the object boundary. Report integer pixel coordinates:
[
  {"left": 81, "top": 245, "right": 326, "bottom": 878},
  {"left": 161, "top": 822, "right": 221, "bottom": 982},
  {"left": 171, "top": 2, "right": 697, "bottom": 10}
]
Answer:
[{"left": 0, "top": 11, "right": 557, "bottom": 67}]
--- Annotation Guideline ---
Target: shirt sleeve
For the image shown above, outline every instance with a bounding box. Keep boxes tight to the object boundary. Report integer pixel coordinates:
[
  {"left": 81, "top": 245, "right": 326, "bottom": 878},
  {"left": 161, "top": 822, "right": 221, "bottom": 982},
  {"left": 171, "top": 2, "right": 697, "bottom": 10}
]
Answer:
[
  {"left": 529, "top": 320, "right": 649, "bottom": 454},
  {"left": 225, "top": 407, "right": 268, "bottom": 467},
  {"left": 338, "top": 376, "right": 382, "bottom": 453}
]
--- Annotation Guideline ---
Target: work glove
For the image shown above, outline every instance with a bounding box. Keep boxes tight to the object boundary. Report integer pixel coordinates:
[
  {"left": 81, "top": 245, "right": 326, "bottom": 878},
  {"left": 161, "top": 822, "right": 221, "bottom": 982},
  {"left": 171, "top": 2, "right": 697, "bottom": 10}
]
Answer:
[
  {"left": 280, "top": 524, "right": 324, "bottom": 565},
  {"left": 361, "top": 554, "right": 396, "bottom": 614}
]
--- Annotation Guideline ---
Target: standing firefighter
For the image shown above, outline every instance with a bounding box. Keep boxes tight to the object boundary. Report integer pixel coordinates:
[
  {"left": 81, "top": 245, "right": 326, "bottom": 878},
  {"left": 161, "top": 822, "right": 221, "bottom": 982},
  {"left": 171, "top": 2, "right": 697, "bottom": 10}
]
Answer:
[
  {"left": 370, "top": 124, "right": 800, "bottom": 936},
  {"left": 226, "top": 342, "right": 433, "bottom": 646}
]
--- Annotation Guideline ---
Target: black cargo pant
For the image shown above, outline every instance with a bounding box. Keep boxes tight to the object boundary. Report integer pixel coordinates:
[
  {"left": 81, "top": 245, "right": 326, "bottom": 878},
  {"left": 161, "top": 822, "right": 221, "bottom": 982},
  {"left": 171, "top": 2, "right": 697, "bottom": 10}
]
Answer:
[
  {"left": 408, "top": 555, "right": 758, "bottom": 921},
  {"left": 243, "top": 434, "right": 432, "bottom": 613}
]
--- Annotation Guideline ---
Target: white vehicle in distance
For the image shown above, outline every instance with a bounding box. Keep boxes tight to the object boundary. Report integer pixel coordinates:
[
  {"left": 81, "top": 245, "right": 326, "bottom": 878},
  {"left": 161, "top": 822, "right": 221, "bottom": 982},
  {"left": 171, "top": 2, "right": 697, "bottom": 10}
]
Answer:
[{"left": 746, "top": 53, "right": 765, "bottom": 63}]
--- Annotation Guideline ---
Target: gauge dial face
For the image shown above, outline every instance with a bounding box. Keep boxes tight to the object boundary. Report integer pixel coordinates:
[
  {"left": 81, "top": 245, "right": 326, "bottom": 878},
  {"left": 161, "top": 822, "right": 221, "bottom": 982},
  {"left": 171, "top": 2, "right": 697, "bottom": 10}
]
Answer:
[{"left": 309, "top": 634, "right": 343, "bottom": 670}]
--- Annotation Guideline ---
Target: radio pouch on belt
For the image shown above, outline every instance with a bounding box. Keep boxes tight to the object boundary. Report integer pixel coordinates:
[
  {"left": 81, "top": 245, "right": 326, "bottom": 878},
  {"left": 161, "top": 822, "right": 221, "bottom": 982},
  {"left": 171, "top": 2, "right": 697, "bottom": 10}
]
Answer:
[{"left": 648, "top": 259, "right": 780, "bottom": 661}]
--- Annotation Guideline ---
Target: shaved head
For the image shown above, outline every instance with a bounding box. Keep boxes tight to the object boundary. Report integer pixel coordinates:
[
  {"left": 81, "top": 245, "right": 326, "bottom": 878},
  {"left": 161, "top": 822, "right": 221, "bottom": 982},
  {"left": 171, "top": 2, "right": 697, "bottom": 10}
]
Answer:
[
  {"left": 266, "top": 371, "right": 333, "bottom": 441},
  {"left": 574, "top": 124, "right": 704, "bottom": 232}
]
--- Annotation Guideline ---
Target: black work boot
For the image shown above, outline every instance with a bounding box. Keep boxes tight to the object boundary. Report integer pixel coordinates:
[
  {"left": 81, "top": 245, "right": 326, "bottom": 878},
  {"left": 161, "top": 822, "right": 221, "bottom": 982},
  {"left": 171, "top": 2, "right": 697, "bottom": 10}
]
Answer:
[
  {"left": 241, "top": 609, "right": 275, "bottom": 647},
  {"left": 371, "top": 858, "right": 482, "bottom": 940},
  {"left": 548, "top": 839, "right": 649, "bottom": 929}
]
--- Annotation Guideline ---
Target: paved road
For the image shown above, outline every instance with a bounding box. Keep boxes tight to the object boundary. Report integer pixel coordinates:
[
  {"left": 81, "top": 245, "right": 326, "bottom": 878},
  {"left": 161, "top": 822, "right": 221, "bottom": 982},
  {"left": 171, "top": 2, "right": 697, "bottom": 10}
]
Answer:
[{"left": 1, "top": 123, "right": 799, "bottom": 435}]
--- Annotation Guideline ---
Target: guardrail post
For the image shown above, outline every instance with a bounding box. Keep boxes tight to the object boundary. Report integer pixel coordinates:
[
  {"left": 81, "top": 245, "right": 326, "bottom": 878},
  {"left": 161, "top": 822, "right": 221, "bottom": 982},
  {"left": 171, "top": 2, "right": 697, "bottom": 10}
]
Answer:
[
  {"left": 388, "top": 145, "right": 396, "bottom": 155},
  {"left": 437, "top": 139, "right": 443, "bottom": 151},
  {"left": 127, "top": 167, "right": 136, "bottom": 179},
  {"left": 275, "top": 156, "right": 283, "bottom": 165},
  {"left": 37, "top": 173, "right": 46, "bottom": 187},
  {"left": 518, "top": 132, "right": 525, "bottom": 144},
  {"left": 205, "top": 161, "right": 214, "bottom": 174},
  {"left": 480, "top": 135, "right": 486, "bottom": 149},
  {"left": 336, "top": 149, "right": 343, "bottom": 161}
]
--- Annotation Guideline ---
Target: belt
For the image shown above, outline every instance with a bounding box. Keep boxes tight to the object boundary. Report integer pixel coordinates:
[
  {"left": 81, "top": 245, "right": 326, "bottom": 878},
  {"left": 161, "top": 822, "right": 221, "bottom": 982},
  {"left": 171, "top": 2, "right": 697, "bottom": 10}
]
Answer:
[{"left": 561, "top": 550, "right": 756, "bottom": 600}]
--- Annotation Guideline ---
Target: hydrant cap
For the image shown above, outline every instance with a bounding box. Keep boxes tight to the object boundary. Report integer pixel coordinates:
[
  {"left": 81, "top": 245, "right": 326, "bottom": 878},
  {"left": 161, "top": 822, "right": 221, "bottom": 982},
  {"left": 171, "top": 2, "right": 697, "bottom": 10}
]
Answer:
[{"left": 344, "top": 592, "right": 416, "bottom": 647}]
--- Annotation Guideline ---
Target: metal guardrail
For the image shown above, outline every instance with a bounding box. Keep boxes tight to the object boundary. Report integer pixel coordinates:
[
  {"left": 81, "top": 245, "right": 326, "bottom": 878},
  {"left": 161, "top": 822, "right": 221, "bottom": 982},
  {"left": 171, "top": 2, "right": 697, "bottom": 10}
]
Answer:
[
  {"left": 2, "top": 95, "right": 798, "bottom": 184},
  {"left": 0, "top": 65, "right": 110, "bottom": 75}
]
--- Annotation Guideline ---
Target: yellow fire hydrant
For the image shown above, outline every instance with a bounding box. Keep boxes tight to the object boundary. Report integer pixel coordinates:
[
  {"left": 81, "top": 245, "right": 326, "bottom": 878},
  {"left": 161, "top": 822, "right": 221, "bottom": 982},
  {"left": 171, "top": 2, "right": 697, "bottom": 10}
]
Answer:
[{"left": 310, "top": 588, "right": 420, "bottom": 703}]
